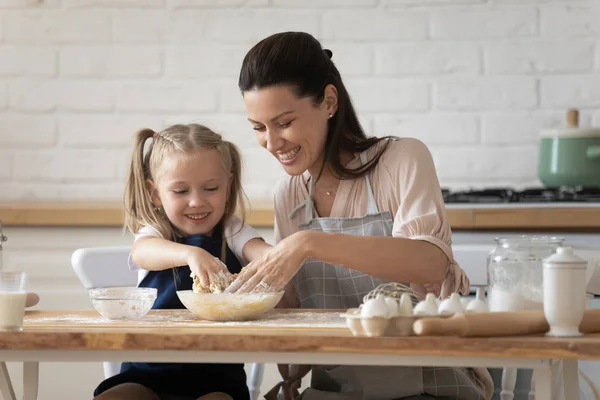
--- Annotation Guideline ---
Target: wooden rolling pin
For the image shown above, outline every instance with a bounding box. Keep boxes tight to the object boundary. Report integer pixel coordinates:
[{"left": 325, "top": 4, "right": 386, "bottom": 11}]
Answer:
[{"left": 413, "top": 309, "right": 600, "bottom": 337}]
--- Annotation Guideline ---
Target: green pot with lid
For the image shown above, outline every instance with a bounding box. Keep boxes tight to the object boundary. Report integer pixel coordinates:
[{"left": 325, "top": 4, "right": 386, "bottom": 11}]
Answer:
[{"left": 538, "top": 109, "right": 600, "bottom": 187}]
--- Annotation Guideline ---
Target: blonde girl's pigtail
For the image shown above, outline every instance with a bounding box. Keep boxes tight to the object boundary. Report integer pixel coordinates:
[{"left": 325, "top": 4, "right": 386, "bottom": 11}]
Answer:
[
  {"left": 123, "top": 128, "right": 158, "bottom": 235},
  {"left": 225, "top": 140, "right": 247, "bottom": 228},
  {"left": 218, "top": 140, "right": 247, "bottom": 263}
]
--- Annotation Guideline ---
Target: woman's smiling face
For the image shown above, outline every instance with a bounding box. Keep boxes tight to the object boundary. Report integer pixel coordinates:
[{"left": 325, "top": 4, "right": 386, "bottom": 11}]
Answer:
[{"left": 243, "top": 85, "right": 334, "bottom": 177}]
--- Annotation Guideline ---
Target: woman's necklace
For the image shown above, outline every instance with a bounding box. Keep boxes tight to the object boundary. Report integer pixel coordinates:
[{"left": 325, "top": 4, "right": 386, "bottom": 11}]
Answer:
[{"left": 308, "top": 176, "right": 338, "bottom": 197}]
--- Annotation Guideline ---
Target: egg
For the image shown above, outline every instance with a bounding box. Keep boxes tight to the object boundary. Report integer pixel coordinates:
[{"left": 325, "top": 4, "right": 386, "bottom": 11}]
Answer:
[
  {"left": 438, "top": 293, "right": 465, "bottom": 315},
  {"left": 466, "top": 299, "right": 489, "bottom": 313},
  {"left": 383, "top": 296, "right": 400, "bottom": 317},
  {"left": 361, "top": 295, "right": 389, "bottom": 318},
  {"left": 399, "top": 293, "right": 413, "bottom": 316},
  {"left": 413, "top": 293, "right": 439, "bottom": 316}
]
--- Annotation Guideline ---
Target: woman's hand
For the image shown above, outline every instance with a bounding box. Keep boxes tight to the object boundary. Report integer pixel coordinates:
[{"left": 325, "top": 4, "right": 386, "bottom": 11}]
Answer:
[
  {"left": 186, "top": 247, "right": 230, "bottom": 289},
  {"left": 225, "top": 231, "right": 313, "bottom": 294}
]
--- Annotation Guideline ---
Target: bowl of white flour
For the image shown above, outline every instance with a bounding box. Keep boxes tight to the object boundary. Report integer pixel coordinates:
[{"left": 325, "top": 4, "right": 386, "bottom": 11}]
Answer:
[{"left": 89, "top": 287, "right": 157, "bottom": 320}]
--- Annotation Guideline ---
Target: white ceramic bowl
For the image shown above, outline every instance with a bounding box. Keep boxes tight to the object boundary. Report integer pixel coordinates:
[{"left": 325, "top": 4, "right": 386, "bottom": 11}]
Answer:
[
  {"left": 89, "top": 287, "right": 157, "bottom": 320},
  {"left": 176, "top": 290, "right": 284, "bottom": 321}
]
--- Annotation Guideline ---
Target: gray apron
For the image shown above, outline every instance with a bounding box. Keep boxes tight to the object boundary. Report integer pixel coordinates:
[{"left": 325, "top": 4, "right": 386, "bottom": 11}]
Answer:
[{"left": 289, "top": 153, "right": 486, "bottom": 400}]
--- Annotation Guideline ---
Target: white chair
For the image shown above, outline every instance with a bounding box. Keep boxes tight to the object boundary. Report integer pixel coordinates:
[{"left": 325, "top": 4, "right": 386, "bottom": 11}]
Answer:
[{"left": 71, "top": 246, "right": 266, "bottom": 400}]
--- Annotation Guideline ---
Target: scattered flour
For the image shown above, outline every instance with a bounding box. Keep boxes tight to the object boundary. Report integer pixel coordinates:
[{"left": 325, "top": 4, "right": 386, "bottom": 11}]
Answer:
[{"left": 25, "top": 310, "right": 346, "bottom": 329}]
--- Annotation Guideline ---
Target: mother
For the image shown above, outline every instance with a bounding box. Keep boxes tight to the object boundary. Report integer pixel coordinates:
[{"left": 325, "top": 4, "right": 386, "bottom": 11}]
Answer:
[{"left": 227, "top": 32, "right": 493, "bottom": 400}]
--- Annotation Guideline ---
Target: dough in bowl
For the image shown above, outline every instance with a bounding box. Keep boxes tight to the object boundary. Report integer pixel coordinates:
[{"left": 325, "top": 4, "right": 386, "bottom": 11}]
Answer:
[
  {"left": 190, "top": 262, "right": 247, "bottom": 294},
  {"left": 191, "top": 271, "right": 235, "bottom": 294}
]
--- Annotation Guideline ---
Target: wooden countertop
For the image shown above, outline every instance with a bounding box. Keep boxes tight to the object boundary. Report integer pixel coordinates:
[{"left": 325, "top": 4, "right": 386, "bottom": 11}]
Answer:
[
  {"left": 4, "top": 309, "right": 600, "bottom": 360},
  {"left": 1, "top": 202, "right": 600, "bottom": 231}
]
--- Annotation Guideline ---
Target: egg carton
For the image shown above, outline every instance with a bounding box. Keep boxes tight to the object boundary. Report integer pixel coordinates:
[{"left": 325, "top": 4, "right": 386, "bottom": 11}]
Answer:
[
  {"left": 342, "top": 292, "right": 489, "bottom": 337},
  {"left": 341, "top": 310, "right": 451, "bottom": 337}
]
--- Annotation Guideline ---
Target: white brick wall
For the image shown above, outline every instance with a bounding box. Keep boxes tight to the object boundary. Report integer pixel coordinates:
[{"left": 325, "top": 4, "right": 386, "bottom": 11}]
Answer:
[{"left": 1, "top": 0, "right": 599, "bottom": 201}]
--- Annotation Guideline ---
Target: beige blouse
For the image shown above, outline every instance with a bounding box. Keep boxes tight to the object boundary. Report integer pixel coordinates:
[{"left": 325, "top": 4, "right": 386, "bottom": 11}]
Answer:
[{"left": 273, "top": 137, "right": 470, "bottom": 300}]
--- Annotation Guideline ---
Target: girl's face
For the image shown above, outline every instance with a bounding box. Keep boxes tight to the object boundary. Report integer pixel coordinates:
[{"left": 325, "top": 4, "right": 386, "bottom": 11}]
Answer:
[
  {"left": 243, "top": 85, "right": 336, "bottom": 177},
  {"left": 148, "top": 148, "right": 231, "bottom": 237}
]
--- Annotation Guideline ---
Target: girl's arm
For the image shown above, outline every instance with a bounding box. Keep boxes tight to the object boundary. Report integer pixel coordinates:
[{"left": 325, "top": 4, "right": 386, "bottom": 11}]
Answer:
[
  {"left": 131, "top": 237, "right": 198, "bottom": 271},
  {"left": 241, "top": 237, "right": 272, "bottom": 263},
  {"left": 131, "top": 237, "right": 229, "bottom": 288}
]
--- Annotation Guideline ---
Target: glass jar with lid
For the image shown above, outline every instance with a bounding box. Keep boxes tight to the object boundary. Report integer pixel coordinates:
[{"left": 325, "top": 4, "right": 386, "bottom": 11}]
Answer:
[{"left": 487, "top": 235, "right": 565, "bottom": 312}]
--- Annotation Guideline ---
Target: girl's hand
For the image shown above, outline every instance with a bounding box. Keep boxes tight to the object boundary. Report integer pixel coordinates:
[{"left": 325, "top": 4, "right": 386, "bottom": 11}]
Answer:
[
  {"left": 187, "top": 247, "right": 230, "bottom": 289},
  {"left": 225, "top": 231, "right": 312, "bottom": 294}
]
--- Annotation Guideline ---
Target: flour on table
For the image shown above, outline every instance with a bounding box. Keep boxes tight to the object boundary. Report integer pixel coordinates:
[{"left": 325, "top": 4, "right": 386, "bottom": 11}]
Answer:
[{"left": 25, "top": 310, "right": 346, "bottom": 329}]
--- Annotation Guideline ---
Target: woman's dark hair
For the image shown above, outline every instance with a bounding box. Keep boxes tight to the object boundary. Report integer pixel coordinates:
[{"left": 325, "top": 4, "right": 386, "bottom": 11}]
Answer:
[{"left": 238, "top": 31, "right": 395, "bottom": 181}]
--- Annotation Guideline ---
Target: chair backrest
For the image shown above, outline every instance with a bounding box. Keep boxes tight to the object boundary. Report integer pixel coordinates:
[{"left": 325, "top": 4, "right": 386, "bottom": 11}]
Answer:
[
  {"left": 71, "top": 246, "right": 137, "bottom": 289},
  {"left": 71, "top": 246, "right": 138, "bottom": 379}
]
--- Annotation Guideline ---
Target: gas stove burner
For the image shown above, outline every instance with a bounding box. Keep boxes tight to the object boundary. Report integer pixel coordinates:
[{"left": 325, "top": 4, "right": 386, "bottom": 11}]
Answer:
[
  {"left": 442, "top": 187, "right": 600, "bottom": 204},
  {"left": 516, "top": 188, "right": 560, "bottom": 203},
  {"left": 572, "top": 187, "right": 600, "bottom": 202},
  {"left": 442, "top": 188, "right": 515, "bottom": 204}
]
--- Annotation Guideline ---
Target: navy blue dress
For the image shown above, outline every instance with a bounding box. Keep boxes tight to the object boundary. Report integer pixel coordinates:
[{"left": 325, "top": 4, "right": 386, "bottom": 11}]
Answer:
[{"left": 94, "top": 226, "right": 250, "bottom": 400}]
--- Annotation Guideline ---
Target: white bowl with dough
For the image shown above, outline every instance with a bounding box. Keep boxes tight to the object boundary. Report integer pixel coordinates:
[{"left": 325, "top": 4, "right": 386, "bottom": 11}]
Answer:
[
  {"left": 89, "top": 287, "right": 157, "bottom": 320},
  {"left": 176, "top": 290, "right": 284, "bottom": 321}
]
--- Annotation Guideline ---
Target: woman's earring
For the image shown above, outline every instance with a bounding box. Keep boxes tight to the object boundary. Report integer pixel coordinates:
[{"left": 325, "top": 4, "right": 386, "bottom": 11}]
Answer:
[{"left": 329, "top": 113, "right": 333, "bottom": 118}]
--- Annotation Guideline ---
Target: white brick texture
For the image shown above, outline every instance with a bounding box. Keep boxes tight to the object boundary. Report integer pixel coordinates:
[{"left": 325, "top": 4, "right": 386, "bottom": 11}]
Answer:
[
  {"left": 431, "top": 8, "right": 538, "bottom": 40},
  {"left": 3, "top": 11, "right": 111, "bottom": 44},
  {"left": 0, "top": 0, "right": 60, "bottom": 8},
  {"left": 540, "top": 5, "right": 600, "bottom": 38},
  {"left": 323, "top": 10, "right": 428, "bottom": 41},
  {"left": 376, "top": 44, "right": 480, "bottom": 76},
  {"left": 0, "top": 47, "right": 56, "bottom": 77},
  {"left": 0, "top": 152, "right": 12, "bottom": 181},
  {"left": 0, "top": 0, "right": 599, "bottom": 201},
  {"left": 204, "top": 11, "right": 320, "bottom": 44},
  {"left": 13, "top": 150, "right": 121, "bottom": 182},
  {"left": 272, "top": 0, "right": 378, "bottom": 7},
  {"left": 436, "top": 77, "right": 537, "bottom": 110},
  {"left": 374, "top": 114, "right": 479, "bottom": 145},
  {"left": 347, "top": 79, "right": 430, "bottom": 112},
  {"left": 171, "top": 0, "right": 269, "bottom": 7},
  {"left": 117, "top": 82, "right": 218, "bottom": 112},
  {"left": 165, "top": 45, "right": 247, "bottom": 77},
  {"left": 62, "top": 0, "right": 164, "bottom": 7},
  {"left": 0, "top": 117, "right": 57, "bottom": 148},
  {"left": 60, "top": 47, "right": 162, "bottom": 77},
  {"left": 432, "top": 146, "right": 538, "bottom": 181},
  {"left": 59, "top": 116, "right": 164, "bottom": 148},
  {"left": 485, "top": 42, "right": 594, "bottom": 74},
  {"left": 541, "top": 75, "right": 600, "bottom": 107},
  {"left": 481, "top": 112, "right": 581, "bottom": 145},
  {"left": 9, "top": 81, "right": 115, "bottom": 112},
  {"left": 0, "top": 84, "right": 7, "bottom": 110}
]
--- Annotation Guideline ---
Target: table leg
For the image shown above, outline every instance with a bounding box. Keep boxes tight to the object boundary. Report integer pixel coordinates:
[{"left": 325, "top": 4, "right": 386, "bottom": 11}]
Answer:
[
  {"left": 0, "top": 362, "right": 15, "bottom": 400},
  {"left": 561, "top": 360, "right": 579, "bottom": 400},
  {"left": 248, "top": 363, "right": 264, "bottom": 400},
  {"left": 534, "top": 361, "right": 557, "bottom": 400},
  {"left": 501, "top": 367, "right": 517, "bottom": 400},
  {"left": 23, "top": 362, "right": 38, "bottom": 400}
]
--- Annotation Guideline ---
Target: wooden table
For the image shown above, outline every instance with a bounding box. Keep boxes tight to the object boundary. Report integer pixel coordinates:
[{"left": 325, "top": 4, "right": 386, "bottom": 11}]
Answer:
[{"left": 0, "top": 309, "right": 596, "bottom": 400}]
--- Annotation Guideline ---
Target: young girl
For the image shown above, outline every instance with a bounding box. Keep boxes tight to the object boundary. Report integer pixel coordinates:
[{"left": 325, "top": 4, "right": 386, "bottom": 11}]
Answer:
[{"left": 93, "top": 123, "right": 271, "bottom": 400}]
